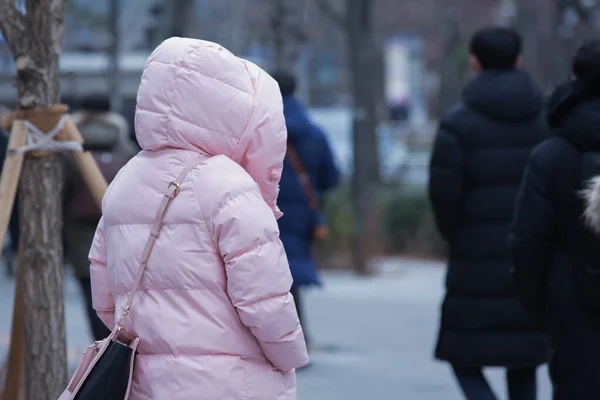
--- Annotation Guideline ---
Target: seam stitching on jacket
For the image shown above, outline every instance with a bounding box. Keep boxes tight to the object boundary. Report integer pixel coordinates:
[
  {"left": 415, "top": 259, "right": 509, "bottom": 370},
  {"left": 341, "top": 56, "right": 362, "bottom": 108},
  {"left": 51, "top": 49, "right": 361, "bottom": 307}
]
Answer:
[
  {"left": 136, "top": 107, "right": 243, "bottom": 141},
  {"left": 211, "top": 185, "right": 257, "bottom": 220},
  {"left": 189, "top": 167, "right": 218, "bottom": 251},
  {"left": 148, "top": 59, "right": 253, "bottom": 96},
  {"left": 238, "top": 60, "right": 258, "bottom": 139},
  {"left": 232, "top": 289, "right": 287, "bottom": 310},
  {"left": 114, "top": 284, "right": 222, "bottom": 297},
  {"left": 225, "top": 237, "right": 278, "bottom": 265}
]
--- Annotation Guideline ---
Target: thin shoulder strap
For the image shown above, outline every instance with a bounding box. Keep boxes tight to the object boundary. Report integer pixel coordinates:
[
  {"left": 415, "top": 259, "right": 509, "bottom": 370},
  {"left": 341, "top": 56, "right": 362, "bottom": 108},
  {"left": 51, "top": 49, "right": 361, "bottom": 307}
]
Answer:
[
  {"left": 286, "top": 142, "right": 319, "bottom": 210},
  {"left": 114, "top": 157, "right": 204, "bottom": 333}
]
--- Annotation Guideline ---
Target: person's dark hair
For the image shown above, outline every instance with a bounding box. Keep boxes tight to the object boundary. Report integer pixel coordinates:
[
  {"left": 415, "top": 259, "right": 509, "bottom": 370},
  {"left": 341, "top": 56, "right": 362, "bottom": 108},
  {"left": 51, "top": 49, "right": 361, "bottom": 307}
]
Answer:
[
  {"left": 271, "top": 70, "right": 296, "bottom": 96},
  {"left": 80, "top": 95, "right": 111, "bottom": 112},
  {"left": 470, "top": 27, "right": 522, "bottom": 70},
  {"left": 573, "top": 39, "right": 600, "bottom": 80}
]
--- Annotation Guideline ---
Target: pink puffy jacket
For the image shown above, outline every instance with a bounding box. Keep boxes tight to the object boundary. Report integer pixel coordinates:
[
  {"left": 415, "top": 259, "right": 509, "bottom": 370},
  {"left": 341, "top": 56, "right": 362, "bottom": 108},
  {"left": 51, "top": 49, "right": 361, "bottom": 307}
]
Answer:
[{"left": 89, "top": 38, "right": 309, "bottom": 400}]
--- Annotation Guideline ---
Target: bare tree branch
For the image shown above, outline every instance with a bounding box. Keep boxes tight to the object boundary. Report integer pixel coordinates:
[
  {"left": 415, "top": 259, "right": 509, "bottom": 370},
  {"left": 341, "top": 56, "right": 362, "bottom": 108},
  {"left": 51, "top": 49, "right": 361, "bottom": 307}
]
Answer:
[
  {"left": 315, "top": 0, "right": 346, "bottom": 30},
  {"left": 0, "top": 0, "right": 27, "bottom": 52}
]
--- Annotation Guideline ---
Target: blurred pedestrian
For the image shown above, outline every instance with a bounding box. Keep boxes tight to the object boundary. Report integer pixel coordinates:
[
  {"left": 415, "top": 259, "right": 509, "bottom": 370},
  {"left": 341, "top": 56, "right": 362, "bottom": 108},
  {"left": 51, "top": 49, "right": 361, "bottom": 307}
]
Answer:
[
  {"left": 271, "top": 70, "right": 340, "bottom": 350},
  {"left": 510, "top": 39, "right": 600, "bottom": 400},
  {"left": 89, "top": 38, "right": 308, "bottom": 399},
  {"left": 64, "top": 94, "right": 135, "bottom": 341},
  {"left": 429, "top": 27, "right": 548, "bottom": 400},
  {"left": 72, "top": 95, "right": 138, "bottom": 159}
]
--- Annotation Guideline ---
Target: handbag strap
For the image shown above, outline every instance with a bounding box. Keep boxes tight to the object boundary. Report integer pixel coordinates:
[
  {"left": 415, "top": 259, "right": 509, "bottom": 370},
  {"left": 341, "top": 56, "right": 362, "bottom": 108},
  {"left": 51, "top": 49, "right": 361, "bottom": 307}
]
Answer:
[
  {"left": 286, "top": 142, "right": 319, "bottom": 210},
  {"left": 114, "top": 156, "right": 205, "bottom": 333}
]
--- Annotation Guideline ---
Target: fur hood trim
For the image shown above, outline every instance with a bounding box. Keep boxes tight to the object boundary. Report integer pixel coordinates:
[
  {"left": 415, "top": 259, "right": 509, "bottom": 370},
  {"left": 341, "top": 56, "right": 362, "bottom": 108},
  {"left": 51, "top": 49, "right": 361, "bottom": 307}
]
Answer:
[{"left": 582, "top": 175, "right": 600, "bottom": 233}]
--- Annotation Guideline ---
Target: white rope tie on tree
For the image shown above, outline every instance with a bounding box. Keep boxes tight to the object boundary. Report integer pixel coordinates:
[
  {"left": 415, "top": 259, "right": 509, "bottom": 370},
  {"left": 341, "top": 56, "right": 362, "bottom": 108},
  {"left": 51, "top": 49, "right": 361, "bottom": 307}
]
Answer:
[{"left": 14, "top": 115, "right": 83, "bottom": 155}]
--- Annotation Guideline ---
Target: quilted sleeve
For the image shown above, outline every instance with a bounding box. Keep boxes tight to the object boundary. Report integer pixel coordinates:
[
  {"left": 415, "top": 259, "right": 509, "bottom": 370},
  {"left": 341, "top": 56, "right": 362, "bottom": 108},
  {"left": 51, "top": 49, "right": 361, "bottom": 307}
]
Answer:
[
  {"left": 509, "top": 140, "right": 563, "bottom": 327},
  {"left": 89, "top": 217, "right": 115, "bottom": 329},
  {"left": 212, "top": 185, "right": 309, "bottom": 372},
  {"left": 428, "top": 124, "right": 464, "bottom": 240}
]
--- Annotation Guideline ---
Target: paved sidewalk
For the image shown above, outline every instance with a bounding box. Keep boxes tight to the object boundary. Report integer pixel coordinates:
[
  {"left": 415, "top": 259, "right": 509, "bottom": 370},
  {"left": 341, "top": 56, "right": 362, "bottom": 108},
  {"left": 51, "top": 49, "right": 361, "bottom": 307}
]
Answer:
[
  {"left": 297, "top": 258, "right": 552, "bottom": 399},
  {"left": 0, "top": 258, "right": 552, "bottom": 399}
]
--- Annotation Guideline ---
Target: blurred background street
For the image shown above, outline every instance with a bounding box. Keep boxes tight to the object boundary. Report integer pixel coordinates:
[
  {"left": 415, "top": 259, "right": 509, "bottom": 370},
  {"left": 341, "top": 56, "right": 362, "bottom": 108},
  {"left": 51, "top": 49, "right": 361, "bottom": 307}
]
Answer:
[
  {"left": 1, "top": 0, "right": 597, "bottom": 398},
  {"left": 0, "top": 258, "right": 552, "bottom": 399}
]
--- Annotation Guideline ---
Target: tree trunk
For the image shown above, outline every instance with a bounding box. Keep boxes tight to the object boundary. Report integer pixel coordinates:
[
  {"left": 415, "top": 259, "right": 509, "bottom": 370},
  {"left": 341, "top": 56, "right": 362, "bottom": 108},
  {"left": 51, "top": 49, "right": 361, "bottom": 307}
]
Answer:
[
  {"left": 266, "top": 0, "right": 306, "bottom": 71},
  {"left": 436, "top": 1, "right": 469, "bottom": 117},
  {"left": 271, "top": 0, "right": 285, "bottom": 69},
  {"left": 515, "top": 0, "right": 571, "bottom": 91},
  {"left": 20, "top": 155, "right": 67, "bottom": 400},
  {"left": 171, "top": 0, "right": 196, "bottom": 37},
  {"left": 108, "top": 0, "right": 122, "bottom": 112},
  {"left": 0, "top": 1, "right": 68, "bottom": 398},
  {"left": 347, "top": 0, "right": 380, "bottom": 184},
  {"left": 346, "top": 0, "right": 380, "bottom": 275}
]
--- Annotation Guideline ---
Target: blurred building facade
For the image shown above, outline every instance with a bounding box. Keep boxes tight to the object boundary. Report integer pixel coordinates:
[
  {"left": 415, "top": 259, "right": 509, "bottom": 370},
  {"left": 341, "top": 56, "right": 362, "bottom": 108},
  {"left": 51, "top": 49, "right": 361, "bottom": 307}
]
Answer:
[
  {"left": 0, "top": 0, "right": 513, "bottom": 185},
  {"left": 0, "top": 0, "right": 506, "bottom": 107},
  {"left": 0, "top": 0, "right": 591, "bottom": 120}
]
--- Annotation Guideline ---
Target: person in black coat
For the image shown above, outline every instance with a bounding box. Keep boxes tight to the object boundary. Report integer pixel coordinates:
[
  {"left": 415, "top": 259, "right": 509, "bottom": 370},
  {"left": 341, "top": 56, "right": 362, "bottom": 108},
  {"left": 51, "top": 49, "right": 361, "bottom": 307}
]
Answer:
[
  {"left": 429, "top": 27, "right": 548, "bottom": 400},
  {"left": 510, "top": 40, "right": 600, "bottom": 400}
]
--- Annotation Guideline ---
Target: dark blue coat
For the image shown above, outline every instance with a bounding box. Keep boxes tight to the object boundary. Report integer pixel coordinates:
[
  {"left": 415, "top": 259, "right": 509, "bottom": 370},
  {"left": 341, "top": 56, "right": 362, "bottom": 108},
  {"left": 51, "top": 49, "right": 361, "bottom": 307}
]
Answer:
[{"left": 278, "top": 96, "right": 340, "bottom": 287}]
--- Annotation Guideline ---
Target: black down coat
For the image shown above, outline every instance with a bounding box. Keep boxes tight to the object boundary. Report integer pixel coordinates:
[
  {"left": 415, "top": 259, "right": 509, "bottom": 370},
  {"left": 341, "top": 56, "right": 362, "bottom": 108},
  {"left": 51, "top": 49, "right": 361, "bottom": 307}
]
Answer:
[
  {"left": 510, "top": 79, "right": 600, "bottom": 399},
  {"left": 429, "top": 70, "right": 548, "bottom": 367}
]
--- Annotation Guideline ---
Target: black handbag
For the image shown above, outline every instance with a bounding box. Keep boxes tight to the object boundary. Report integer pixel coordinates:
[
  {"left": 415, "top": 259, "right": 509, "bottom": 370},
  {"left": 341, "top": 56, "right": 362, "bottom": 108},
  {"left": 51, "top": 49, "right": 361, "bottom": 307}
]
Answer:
[{"left": 74, "top": 341, "right": 134, "bottom": 399}]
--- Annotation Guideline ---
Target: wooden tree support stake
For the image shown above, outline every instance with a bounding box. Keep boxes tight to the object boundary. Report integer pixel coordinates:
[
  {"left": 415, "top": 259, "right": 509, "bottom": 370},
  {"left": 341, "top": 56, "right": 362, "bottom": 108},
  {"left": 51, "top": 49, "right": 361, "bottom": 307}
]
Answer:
[
  {"left": 63, "top": 116, "right": 108, "bottom": 208},
  {"left": 0, "top": 121, "right": 28, "bottom": 252},
  {"left": 0, "top": 110, "right": 109, "bottom": 400},
  {"left": 0, "top": 121, "right": 28, "bottom": 400}
]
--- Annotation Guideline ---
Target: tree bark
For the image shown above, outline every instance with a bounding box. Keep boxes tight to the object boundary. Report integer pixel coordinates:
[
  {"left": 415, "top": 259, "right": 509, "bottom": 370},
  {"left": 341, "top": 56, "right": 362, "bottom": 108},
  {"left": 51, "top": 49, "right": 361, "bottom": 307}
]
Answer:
[
  {"left": 0, "top": 1, "right": 68, "bottom": 399},
  {"left": 20, "top": 154, "right": 67, "bottom": 400}
]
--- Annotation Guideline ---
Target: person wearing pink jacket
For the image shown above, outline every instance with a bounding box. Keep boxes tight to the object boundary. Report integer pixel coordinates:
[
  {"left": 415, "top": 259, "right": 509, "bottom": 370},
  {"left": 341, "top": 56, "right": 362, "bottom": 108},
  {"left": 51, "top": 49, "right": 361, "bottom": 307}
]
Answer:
[{"left": 89, "top": 37, "right": 309, "bottom": 399}]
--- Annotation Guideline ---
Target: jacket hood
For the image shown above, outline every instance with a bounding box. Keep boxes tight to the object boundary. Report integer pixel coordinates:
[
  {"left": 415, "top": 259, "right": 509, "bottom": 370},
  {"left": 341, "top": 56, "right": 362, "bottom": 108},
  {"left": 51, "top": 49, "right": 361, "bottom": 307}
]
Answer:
[
  {"left": 282, "top": 95, "right": 312, "bottom": 142},
  {"left": 463, "top": 70, "right": 543, "bottom": 122},
  {"left": 547, "top": 78, "right": 600, "bottom": 152},
  {"left": 135, "top": 38, "right": 287, "bottom": 218}
]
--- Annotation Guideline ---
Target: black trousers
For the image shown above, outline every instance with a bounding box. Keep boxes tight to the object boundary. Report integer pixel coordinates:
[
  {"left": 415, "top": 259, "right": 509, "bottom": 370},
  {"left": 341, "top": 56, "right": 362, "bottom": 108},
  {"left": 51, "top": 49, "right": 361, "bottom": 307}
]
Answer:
[
  {"left": 290, "top": 285, "right": 310, "bottom": 346},
  {"left": 78, "top": 277, "right": 111, "bottom": 341},
  {"left": 452, "top": 365, "right": 537, "bottom": 400}
]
